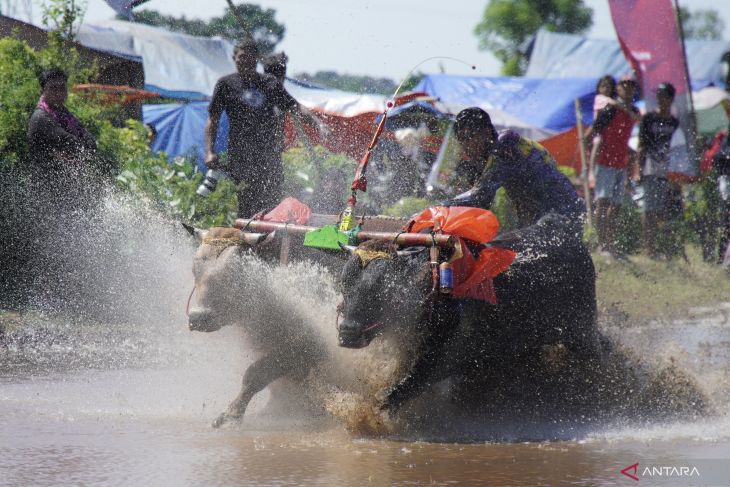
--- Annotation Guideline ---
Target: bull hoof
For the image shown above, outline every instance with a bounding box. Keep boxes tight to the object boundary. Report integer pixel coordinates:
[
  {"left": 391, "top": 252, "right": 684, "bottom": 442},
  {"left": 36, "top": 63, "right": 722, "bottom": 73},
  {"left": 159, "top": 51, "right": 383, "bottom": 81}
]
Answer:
[
  {"left": 189, "top": 321, "right": 225, "bottom": 333},
  {"left": 379, "top": 399, "right": 399, "bottom": 418},
  {"left": 212, "top": 411, "right": 242, "bottom": 428}
]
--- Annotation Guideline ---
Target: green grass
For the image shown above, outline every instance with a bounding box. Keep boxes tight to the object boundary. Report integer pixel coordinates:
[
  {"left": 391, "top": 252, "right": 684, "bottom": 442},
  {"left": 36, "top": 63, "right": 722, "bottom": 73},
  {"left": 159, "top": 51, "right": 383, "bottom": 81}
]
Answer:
[{"left": 594, "top": 245, "right": 730, "bottom": 321}]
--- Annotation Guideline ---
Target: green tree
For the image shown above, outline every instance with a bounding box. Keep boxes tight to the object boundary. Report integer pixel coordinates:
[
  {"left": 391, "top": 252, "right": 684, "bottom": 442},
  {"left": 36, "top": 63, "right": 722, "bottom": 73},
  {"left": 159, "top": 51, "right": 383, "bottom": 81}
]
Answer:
[
  {"left": 474, "top": 0, "right": 593, "bottom": 75},
  {"left": 295, "top": 71, "right": 398, "bottom": 95},
  {"left": 126, "top": 4, "right": 285, "bottom": 55},
  {"left": 678, "top": 7, "right": 725, "bottom": 40},
  {"left": 41, "top": 0, "right": 85, "bottom": 40}
]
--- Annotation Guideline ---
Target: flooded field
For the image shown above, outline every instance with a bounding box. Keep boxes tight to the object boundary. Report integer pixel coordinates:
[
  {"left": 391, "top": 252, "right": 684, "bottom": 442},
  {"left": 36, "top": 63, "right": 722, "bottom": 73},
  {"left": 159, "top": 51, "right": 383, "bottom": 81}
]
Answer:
[
  {"left": 2, "top": 308, "right": 730, "bottom": 486},
  {"left": 2, "top": 195, "right": 730, "bottom": 486}
]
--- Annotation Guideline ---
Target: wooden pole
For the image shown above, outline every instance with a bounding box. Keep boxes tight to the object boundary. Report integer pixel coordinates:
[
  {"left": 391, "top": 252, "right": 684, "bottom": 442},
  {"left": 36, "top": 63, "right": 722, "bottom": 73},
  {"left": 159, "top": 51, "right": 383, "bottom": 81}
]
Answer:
[
  {"left": 574, "top": 98, "right": 593, "bottom": 226},
  {"left": 233, "top": 219, "right": 457, "bottom": 249},
  {"left": 673, "top": 0, "right": 700, "bottom": 171},
  {"left": 225, "top": 0, "right": 253, "bottom": 41}
]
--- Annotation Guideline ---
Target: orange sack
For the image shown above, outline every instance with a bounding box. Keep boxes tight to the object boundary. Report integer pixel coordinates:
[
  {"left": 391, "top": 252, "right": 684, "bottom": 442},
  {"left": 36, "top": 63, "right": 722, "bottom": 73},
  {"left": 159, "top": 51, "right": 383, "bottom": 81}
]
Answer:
[{"left": 408, "top": 206, "right": 517, "bottom": 304}]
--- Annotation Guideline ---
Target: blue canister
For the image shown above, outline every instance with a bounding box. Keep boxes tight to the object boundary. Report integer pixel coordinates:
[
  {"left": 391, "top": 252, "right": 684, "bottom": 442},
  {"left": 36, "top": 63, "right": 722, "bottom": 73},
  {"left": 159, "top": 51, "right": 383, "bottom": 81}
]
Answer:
[{"left": 439, "top": 262, "right": 453, "bottom": 294}]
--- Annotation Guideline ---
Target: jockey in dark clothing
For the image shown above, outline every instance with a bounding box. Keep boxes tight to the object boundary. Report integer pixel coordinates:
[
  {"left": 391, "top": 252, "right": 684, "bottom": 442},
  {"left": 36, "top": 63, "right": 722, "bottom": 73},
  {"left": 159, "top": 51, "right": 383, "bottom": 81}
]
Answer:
[{"left": 445, "top": 107, "right": 586, "bottom": 240}]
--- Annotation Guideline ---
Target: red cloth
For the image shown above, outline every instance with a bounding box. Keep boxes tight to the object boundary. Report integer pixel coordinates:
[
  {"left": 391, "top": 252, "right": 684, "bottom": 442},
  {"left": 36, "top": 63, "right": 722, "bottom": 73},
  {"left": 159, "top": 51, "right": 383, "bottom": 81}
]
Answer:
[
  {"left": 408, "top": 206, "right": 516, "bottom": 304},
  {"left": 701, "top": 130, "right": 727, "bottom": 175},
  {"left": 263, "top": 197, "right": 312, "bottom": 225},
  {"left": 596, "top": 108, "right": 636, "bottom": 169}
]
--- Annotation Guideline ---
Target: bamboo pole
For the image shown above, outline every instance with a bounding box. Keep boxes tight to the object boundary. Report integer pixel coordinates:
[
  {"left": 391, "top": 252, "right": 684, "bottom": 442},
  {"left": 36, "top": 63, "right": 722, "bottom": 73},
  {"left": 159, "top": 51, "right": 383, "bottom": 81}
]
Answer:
[
  {"left": 673, "top": 0, "right": 700, "bottom": 172},
  {"left": 233, "top": 219, "right": 457, "bottom": 249},
  {"left": 574, "top": 98, "right": 593, "bottom": 226}
]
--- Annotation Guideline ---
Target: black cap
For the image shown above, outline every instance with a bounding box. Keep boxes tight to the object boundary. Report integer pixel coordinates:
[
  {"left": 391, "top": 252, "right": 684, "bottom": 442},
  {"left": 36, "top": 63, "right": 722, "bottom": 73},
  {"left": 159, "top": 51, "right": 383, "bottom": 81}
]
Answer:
[{"left": 656, "top": 82, "right": 676, "bottom": 98}]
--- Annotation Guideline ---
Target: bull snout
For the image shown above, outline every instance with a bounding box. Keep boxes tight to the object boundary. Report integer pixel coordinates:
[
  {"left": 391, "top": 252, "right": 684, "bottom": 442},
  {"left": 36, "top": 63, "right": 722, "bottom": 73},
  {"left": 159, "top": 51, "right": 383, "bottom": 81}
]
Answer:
[
  {"left": 188, "top": 307, "right": 225, "bottom": 333},
  {"left": 337, "top": 318, "right": 375, "bottom": 349}
]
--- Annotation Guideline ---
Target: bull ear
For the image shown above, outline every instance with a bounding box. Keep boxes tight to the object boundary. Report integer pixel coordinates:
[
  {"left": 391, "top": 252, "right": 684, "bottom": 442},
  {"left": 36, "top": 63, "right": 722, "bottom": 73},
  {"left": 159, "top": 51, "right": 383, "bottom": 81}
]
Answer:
[
  {"left": 182, "top": 222, "right": 207, "bottom": 242},
  {"left": 338, "top": 242, "right": 358, "bottom": 255},
  {"left": 396, "top": 247, "right": 428, "bottom": 258}
]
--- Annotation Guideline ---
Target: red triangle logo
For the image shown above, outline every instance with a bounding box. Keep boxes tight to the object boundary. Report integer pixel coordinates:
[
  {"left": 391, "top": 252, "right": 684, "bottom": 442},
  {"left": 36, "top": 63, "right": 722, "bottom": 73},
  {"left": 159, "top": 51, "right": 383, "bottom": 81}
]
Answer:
[{"left": 621, "top": 463, "right": 640, "bottom": 481}]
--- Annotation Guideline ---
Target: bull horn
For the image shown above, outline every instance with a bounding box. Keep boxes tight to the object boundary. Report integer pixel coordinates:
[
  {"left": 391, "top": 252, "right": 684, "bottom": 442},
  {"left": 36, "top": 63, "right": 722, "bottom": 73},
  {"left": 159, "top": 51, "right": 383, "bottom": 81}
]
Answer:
[
  {"left": 182, "top": 222, "right": 207, "bottom": 242},
  {"left": 262, "top": 231, "right": 276, "bottom": 245},
  {"left": 338, "top": 242, "right": 358, "bottom": 255},
  {"left": 239, "top": 232, "right": 267, "bottom": 246},
  {"left": 396, "top": 248, "right": 428, "bottom": 257}
]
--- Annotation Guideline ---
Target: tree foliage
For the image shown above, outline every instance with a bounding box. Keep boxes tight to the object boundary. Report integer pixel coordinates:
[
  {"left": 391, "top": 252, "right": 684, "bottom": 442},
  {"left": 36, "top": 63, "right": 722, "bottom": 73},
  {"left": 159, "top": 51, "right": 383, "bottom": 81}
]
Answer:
[
  {"left": 678, "top": 7, "right": 725, "bottom": 40},
  {"left": 295, "top": 71, "right": 398, "bottom": 95},
  {"left": 474, "top": 0, "right": 593, "bottom": 75},
  {"left": 40, "top": 0, "right": 85, "bottom": 40},
  {"left": 126, "top": 4, "right": 285, "bottom": 55}
]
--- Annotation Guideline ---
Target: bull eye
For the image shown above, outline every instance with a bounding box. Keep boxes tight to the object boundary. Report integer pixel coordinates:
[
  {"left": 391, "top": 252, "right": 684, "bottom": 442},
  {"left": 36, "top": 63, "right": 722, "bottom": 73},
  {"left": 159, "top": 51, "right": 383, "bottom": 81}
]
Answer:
[{"left": 340, "top": 256, "right": 363, "bottom": 290}]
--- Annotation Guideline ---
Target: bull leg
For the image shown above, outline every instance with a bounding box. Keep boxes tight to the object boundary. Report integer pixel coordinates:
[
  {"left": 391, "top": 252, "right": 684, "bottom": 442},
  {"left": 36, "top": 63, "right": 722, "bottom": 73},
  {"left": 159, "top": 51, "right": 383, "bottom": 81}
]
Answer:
[
  {"left": 212, "top": 354, "right": 290, "bottom": 428},
  {"left": 383, "top": 302, "right": 460, "bottom": 414}
]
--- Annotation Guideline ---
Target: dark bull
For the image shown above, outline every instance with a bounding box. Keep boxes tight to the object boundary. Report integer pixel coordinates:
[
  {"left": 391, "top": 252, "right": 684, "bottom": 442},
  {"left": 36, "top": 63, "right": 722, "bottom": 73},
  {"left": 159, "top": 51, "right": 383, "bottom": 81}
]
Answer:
[{"left": 337, "top": 214, "right": 602, "bottom": 415}]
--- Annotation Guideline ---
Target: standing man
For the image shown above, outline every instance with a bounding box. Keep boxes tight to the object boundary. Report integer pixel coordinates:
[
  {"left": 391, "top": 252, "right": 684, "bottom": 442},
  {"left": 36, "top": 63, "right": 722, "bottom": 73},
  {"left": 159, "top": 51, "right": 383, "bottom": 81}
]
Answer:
[
  {"left": 584, "top": 77, "right": 640, "bottom": 256},
  {"left": 204, "top": 39, "right": 320, "bottom": 217},
  {"left": 637, "top": 82, "right": 679, "bottom": 258}
]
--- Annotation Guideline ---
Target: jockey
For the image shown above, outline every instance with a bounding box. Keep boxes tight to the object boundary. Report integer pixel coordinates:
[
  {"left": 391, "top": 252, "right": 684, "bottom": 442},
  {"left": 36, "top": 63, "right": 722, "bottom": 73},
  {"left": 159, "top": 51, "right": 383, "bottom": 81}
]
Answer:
[{"left": 444, "top": 107, "right": 586, "bottom": 240}]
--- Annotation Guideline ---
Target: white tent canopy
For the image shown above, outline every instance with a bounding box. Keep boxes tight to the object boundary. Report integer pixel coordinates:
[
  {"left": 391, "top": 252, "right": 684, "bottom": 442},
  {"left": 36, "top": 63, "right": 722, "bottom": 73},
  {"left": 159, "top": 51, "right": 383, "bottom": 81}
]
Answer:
[{"left": 77, "top": 20, "right": 235, "bottom": 99}]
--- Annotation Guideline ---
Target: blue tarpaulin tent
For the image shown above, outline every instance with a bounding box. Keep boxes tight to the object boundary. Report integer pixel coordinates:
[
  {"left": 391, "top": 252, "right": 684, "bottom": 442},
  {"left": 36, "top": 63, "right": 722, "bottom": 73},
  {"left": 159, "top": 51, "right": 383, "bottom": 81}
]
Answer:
[
  {"left": 143, "top": 103, "right": 228, "bottom": 167},
  {"left": 413, "top": 74, "right": 598, "bottom": 132}
]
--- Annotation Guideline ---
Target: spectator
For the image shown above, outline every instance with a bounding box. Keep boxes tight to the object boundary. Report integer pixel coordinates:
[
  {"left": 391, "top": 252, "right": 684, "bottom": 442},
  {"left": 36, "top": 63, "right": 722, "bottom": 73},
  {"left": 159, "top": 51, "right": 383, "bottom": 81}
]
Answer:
[
  {"left": 445, "top": 107, "right": 586, "bottom": 240},
  {"left": 263, "top": 51, "right": 288, "bottom": 83},
  {"left": 263, "top": 51, "right": 291, "bottom": 167},
  {"left": 593, "top": 75, "right": 617, "bottom": 120},
  {"left": 27, "top": 68, "right": 98, "bottom": 211},
  {"left": 637, "top": 82, "right": 680, "bottom": 259},
  {"left": 584, "top": 77, "right": 641, "bottom": 257},
  {"left": 204, "top": 39, "right": 322, "bottom": 217},
  {"left": 310, "top": 167, "right": 348, "bottom": 214},
  {"left": 144, "top": 123, "right": 157, "bottom": 147},
  {"left": 710, "top": 123, "right": 730, "bottom": 268},
  {"left": 25, "top": 68, "right": 106, "bottom": 315}
]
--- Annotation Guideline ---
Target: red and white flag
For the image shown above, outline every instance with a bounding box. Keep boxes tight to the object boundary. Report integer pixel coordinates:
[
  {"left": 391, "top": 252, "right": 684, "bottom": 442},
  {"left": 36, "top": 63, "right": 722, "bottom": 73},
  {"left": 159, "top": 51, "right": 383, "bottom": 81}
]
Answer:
[{"left": 608, "top": 0, "right": 690, "bottom": 96}]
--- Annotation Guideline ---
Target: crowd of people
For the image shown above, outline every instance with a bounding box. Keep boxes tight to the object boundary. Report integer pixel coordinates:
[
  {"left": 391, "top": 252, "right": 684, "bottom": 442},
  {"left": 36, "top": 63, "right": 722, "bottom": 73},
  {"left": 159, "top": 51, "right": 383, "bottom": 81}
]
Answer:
[
  {"left": 25, "top": 40, "right": 730, "bottom": 269},
  {"left": 584, "top": 74, "right": 729, "bottom": 265}
]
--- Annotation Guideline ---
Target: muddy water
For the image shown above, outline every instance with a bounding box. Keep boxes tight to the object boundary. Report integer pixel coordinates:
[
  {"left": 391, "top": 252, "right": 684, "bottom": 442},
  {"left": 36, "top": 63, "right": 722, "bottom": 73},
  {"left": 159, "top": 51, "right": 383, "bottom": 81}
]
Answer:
[
  {"left": 2, "top": 196, "right": 730, "bottom": 486},
  {"left": 3, "top": 307, "right": 730, "bottom": 486}
]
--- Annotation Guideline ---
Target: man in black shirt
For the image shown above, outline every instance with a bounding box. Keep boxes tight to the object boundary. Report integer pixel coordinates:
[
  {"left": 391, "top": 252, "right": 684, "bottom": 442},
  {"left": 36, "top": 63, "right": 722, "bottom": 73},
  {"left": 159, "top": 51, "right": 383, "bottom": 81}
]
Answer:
[
  {"left": 204, "top": 39, "right": 321, "bottom": 217},
  {"left": 637, "top": 82, "right": 680, "bottom": 258}
]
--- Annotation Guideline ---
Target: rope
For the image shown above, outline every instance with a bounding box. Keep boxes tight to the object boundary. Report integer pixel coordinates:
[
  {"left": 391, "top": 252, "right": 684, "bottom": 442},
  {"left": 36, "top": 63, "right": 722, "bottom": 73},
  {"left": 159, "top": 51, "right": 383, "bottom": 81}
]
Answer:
[
  {"left": 185, "top": 285, "right": 196, "bottom": 317},
  {"left": 335, "top": 301, "right": 344, "bottom": 331}
]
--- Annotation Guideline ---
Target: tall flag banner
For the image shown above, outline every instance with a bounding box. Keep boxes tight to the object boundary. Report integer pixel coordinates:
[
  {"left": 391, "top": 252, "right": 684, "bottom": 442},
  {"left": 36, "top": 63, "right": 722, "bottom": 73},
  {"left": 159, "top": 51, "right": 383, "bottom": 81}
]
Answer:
[
  {"left": 104, "top": 0, "right": 150, "bottom": 19},
  {"left": 608, "top": 0, "right": 690, "bottom": 96},
  {"left": 609, "top": 0, "right": 697, "bottom": 181}
]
